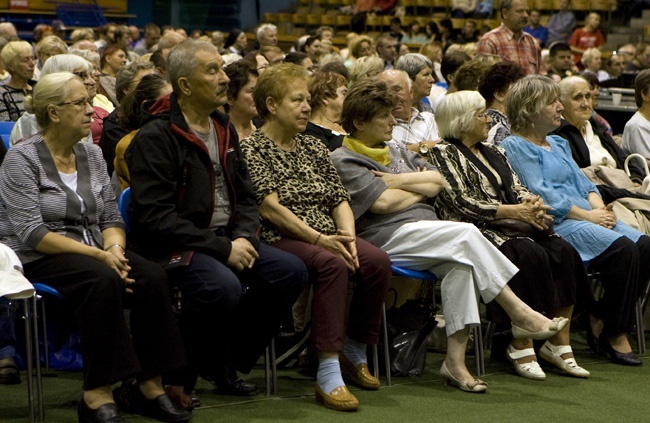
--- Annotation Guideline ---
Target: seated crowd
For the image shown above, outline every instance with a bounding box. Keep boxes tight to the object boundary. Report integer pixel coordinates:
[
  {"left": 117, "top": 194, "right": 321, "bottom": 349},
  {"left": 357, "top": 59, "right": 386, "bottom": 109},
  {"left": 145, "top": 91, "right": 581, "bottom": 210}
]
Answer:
[{"left": 0, "top": 5, "right": 649, "bottom": 421}]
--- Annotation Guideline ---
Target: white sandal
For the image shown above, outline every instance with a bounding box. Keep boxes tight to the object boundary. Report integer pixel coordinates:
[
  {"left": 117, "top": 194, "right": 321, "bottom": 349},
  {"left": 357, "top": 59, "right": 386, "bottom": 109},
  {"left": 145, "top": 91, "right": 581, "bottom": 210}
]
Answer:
[
  {"left": 506, "top": 344, "right": 546, "bottom": 381},
  {"left": 539, "top": 341, "right": 590, "bottom": 378}
]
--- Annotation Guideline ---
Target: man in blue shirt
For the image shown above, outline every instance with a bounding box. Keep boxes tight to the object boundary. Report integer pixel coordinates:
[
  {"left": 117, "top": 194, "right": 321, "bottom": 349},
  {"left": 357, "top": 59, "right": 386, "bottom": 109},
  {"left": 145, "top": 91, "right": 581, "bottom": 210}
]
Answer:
[{"left": 524, "top": 9, "right": 549, "bottom": 47}]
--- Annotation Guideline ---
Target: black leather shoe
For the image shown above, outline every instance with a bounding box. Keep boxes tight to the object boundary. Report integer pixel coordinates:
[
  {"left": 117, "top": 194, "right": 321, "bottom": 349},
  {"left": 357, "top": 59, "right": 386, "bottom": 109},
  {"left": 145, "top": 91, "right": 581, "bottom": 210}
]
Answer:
[
  {"left": 114, "top": 382, "right": 192, "bottom": 422},
  {"left": 78, "top": 399, "right": 125, "bottom": 423},
  {"left": 212, "top": 367, "right": 260, "bottom": 396},
  {"left": 598, "top": 337, "right": 643, "bottom": 366},
  {"left": 141, "top": 394, "right": 192, "bottom": 422}
]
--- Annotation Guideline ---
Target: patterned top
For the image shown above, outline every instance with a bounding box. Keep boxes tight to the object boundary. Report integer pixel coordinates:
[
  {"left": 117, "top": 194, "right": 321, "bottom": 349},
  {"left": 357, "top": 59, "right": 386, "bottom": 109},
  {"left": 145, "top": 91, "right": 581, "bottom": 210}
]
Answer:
[
  {"left": 391, "top": 108, "right": 440, "bottom": 148},
  {"left": 0, "top": 84, "right": 31, "bottom": 122},
  {"left": 486, "top": 109, "right": 511, "bottom": 146},
  {"left": 476, "top": 23, "right": 541, "bottom": 75},
  {"left": 428, "top": 140, "right": 532, "bottom": 246},
  {"left": 0, "top": 134, "right": 124, "bottom": 263},
  {"left": 240, "top": 129, "right": 350, "bottom": 244}
]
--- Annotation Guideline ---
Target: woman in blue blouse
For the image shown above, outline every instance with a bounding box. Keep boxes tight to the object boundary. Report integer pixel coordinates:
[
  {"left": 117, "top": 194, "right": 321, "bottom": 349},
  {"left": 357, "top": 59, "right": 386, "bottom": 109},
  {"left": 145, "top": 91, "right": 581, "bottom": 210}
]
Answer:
[{"left": 501, "top": 75, "right": 650, "bottom": 367}]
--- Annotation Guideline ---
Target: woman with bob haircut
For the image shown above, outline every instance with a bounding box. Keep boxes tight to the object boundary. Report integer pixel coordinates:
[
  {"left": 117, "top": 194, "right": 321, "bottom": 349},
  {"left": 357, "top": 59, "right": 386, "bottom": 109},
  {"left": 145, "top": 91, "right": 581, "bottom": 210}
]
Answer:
[
  {"left": 223, "top": 60, "right": 259, "bottom": 139},
  {"left": 240, "top": 63, "right": 392, "bottom": 411},
  {"left": 501, "top": 75, "right": 650, "bottom": 367},
  {"left": 429, "top": 90, "right": 591, "bottom": 380},
  {"left": 330, "top": 79, "right": 570, "bottom": 393},
  {"left": 0, "top": 40, "right": 36, "bottom": 121},
  {"left": 304, "top": 71, "right": 348, "bottom": 151}
]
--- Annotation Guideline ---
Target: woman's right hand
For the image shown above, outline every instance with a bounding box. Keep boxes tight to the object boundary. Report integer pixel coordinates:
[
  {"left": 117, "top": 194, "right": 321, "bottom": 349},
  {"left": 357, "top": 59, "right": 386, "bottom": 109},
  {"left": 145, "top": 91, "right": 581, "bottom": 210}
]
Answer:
[
  {"left": 317, "top": 232, "right": 358, "bottom": 272},
  {"left": 586, "top": 205, "right": 617, "bottom": 229},
  {"left": 512, "top": 200, "right": 553, "bottom": 230}
]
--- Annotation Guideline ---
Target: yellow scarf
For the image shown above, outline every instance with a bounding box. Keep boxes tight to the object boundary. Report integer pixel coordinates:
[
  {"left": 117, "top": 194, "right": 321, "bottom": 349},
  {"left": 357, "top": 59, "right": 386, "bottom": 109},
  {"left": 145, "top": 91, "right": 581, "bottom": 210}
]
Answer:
[{"left": 343, "top": 136, "right": 390, "bottom": 166}]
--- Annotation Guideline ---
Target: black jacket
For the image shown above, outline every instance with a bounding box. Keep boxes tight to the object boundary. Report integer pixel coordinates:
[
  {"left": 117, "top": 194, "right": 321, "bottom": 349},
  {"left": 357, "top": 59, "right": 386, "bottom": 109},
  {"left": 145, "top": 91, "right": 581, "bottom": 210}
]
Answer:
[
  {"left": 303, "top": 121, "right": 344, "bottom": 152},
  {"left": 125, "top": 92, "right": 260, "bottom": 262},
  {"left": 553, "top": 117, "right": 645, "bottom": 181}
]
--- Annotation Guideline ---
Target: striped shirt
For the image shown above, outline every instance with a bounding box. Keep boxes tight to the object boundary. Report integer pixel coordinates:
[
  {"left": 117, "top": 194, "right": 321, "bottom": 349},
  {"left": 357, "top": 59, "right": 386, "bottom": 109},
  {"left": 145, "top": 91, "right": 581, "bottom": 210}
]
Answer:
[
  {"left": 477, "top": 23, "right": 541, "bottom": 75},
  {"left": 0, "top": 134, "right": 124, "bottom": 263}
]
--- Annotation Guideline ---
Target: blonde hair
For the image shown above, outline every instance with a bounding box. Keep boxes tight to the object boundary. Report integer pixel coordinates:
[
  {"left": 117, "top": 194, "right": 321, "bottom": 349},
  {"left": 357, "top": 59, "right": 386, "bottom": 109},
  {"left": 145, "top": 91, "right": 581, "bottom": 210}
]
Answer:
[
  {"left": 1, "top": 40, "right": 33, "bottom": 72},
  {"left": 349, "top": 55, "right": 384, "bottom": 85},
  {"left": 36, "top": 35, "right": 68, "bottom": 58},
  {"left": 24, "top": 72, "right": 78, "bottom": 131}
]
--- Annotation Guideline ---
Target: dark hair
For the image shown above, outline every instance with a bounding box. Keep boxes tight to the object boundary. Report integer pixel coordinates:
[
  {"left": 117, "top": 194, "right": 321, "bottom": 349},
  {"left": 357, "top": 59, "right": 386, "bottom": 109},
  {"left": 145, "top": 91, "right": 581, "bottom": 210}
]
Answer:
[
  {"left": 224, "top": 28, "right": 244, "bottom": 50},
  {"left": 284, "top": 52, "right": 309, "bottom": 66},
  {"left": 426, "top": 21, "right": 439, "bottom": 36},
  {"left": 454, "top": 59, "right": 491, "bottom": 91},
  {"left": 318, "top": 61, "right": 350, "bottom": 81},
  {"left": 340, "top": 79, "right": 397, "bottom": 134},
  {"left": 440, "top": 50, "right": 471, "bottom": 83},
  {"left": 549, "top": 42, "right": 571, "bottom": 57},
  {"left": 117, "top": 74, "right": 170, "bottom": 131},
  {"left": 635, "top": 69, "right": 650, "bottom": 108},
  {"left": 224, "top": 61, "right": 259, "bottom": 113},
  {"left": 390, "top": 17, "right": 402, "bottom": 26},
  {"left": 301, "top": 36, "right": 320, "bottom": 52},
  {"left": 478, "top": 62, "right": 526, "bottom": 106},
  {"left": 579, "top": 71, "right": 599, "bottom": 89},
  {"left": 150, "top": 49, "right": 166, "bottom": 72},
  {"left": 439, "top": 19, "right": 453, "bottom": 31}
]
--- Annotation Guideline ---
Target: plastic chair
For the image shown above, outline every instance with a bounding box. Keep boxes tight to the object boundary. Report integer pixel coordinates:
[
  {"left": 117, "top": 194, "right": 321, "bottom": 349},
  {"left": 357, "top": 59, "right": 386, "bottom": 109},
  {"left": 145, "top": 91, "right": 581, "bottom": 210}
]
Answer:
[
  {"left": 117, "top": 187, "right": 131, "bottom": 233},
  {"left": 390, "top": 265, "right": 486, "bottom": 377},
  {"left": 0, "top": 121, "right": 16, "bottom": 149}
]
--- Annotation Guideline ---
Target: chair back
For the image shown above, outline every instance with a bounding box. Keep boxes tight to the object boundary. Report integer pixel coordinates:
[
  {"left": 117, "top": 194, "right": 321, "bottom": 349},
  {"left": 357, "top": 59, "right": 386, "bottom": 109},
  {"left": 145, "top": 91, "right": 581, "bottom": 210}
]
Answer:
[
  {"left": 118, "top": 187, "right": 131, "bottom": 233},
  {"left": 0, "top": 121, "right": 15, "bottom": 149}
]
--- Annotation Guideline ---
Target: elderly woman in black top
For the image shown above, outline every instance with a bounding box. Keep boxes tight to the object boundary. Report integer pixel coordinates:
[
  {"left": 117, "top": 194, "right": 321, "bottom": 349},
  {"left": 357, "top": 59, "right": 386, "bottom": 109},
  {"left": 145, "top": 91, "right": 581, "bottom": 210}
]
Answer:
[
  {"left": 0, "top": 73, "right": 189, "bottom": 423},
  {"left": 428, "top": 90, "right": 591, "bottom": 380},
  {"left": 304, "top": 71, "right": 348, "bottom": 151}
]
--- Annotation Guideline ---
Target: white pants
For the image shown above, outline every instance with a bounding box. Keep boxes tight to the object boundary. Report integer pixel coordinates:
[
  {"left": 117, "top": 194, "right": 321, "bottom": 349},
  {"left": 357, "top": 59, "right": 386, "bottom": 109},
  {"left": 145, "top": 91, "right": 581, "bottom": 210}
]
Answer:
[{"left": 381, "top": 221, "right": 519, "bottom": 336}]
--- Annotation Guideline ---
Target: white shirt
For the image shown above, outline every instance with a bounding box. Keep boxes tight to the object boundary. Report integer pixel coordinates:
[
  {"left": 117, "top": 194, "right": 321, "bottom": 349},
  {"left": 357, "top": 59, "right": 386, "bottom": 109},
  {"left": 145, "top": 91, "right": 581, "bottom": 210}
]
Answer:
[
  {"left": 390, "top": 108, "right": 440, "bottom": 148},
  {"left": 584, "top": 120, "right": 617, "bottom": 168},
  {"left": 622, "top": 111, "right": 650, "bottom": 159}
]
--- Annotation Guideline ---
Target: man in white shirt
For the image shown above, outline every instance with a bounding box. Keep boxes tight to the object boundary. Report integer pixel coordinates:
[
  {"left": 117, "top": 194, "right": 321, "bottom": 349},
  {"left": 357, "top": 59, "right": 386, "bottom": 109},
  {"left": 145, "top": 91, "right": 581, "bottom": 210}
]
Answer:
[{"left": 377, "top": 70, "right": 441, "bottom": 155}]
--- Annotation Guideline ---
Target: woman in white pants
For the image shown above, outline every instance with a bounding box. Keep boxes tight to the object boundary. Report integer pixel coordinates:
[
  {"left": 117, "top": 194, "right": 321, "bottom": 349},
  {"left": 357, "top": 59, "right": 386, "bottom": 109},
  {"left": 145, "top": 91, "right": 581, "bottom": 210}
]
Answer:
[{"left": 330, "top": 78, "right": 568, "bottom": 393}]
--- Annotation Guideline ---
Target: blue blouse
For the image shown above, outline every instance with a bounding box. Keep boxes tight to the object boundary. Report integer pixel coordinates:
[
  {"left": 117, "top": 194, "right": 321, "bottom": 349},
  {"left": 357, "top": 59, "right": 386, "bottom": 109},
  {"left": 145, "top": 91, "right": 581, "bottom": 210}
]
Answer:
[{"left": 501, "top": 134, "right": 643, "bottom": 261}]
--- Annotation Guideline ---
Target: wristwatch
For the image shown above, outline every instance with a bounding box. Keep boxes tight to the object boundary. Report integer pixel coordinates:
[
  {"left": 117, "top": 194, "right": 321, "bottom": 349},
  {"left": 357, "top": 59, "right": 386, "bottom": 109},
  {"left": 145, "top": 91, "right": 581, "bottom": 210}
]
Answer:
[{"left": 418, "top": 142, "right": 429, "bottom": 155}]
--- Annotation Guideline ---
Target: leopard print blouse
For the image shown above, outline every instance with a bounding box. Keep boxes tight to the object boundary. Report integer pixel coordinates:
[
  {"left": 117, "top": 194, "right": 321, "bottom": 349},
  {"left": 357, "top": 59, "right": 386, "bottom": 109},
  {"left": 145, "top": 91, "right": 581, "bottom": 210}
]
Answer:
[{"left": 241, "top": 129, "right": 351, "bottom": 244}]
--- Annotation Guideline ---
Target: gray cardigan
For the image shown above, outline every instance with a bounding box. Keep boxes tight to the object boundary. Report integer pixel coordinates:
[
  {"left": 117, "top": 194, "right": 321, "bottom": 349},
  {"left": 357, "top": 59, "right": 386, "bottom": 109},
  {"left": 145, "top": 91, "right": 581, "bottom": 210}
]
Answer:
[
  {"left": 330, "top": 142, "right": 439, "bottom": 247},
  {"left": 0, "top": 134, "right": 124, "bottom": 263}
]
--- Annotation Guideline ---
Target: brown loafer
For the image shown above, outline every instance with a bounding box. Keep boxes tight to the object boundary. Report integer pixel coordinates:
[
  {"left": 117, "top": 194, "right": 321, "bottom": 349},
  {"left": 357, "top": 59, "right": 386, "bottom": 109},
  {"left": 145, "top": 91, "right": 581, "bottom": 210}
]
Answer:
[
  {"left": 340, "top": 355, "right": 380, "bottom": 390},
  {"left": 315, "top": 384, "right": 359, "bottom": 411}
]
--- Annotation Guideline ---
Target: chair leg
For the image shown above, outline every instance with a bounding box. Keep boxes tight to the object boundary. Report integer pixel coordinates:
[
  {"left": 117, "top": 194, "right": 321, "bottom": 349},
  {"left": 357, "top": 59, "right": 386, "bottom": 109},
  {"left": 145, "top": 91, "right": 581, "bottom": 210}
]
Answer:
[
  {"left": 382, "top": 304, "right": 392, "bottom": 386},
  {"left": 264, "top": 345, "right": 271, "bottom": 396},
  {"left": 39, "top": 297, "right": 49, "bottom": 371},
  {"left": 270, "top": 337, "right": 278, "bottom": 396},
  {"left": 23, "top": 299, "right": 35, "bottom": 423},
  {"left": 32, "top": 295, "right": 44, "bottom": 421},
  {"left": 636, "top": 298, "right": 646, "bottom": 355},
  {"left": 483, "top": 321, "right": 495, "bottom": 350},
  {"left": 473, "top": 326, "right": 485, "bottom": 376}
]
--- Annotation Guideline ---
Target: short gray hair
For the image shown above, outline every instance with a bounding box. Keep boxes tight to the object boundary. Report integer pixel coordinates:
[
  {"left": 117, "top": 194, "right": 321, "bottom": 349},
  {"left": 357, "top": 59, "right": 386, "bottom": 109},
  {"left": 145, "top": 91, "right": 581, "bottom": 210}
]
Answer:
[
  {"left": 558, "top": 75, "right": 590, "bottom": 103},
  {"left": 115, "top": 59, "right": 156, "bottom": 101},
  {"left": 349, "top": 55, "right": 384, "bottom": 85},
  {"left": 36, "top": 35, "right": 68, "bottom": 58},
  {"left": 69, "top": 48, "right": 100, "bottom": 66},
  {"left": 24, "top": 72, "right": 78, "bottom": 131},
  {"left": 506, "top": 75, "right": 560, "bottom": 133},
  {"left": 581, "top": 48, "right": 601, "bottom": 67},
  {"left": 256, "top": 24, "right": 277, "bottom": 41},
  {"left": 41, "top": 54, "right": 90, "bottom": 75},
  {"left": 167, "top": 39, "right": 218, "bottom": 95},
  {"left": 395, "top": 53, "right": 433, "bottom": 81},
  {"left": 435, "top": 90, "right": 485, "bottom": 139}
]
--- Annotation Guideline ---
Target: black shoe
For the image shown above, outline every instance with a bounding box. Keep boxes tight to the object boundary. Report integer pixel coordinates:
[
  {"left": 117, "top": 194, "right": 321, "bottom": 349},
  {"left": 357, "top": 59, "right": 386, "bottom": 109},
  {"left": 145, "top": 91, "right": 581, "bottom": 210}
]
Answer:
[
  {"left": 212, "top": 367, "right": 260, "bottom": 396},
  {"left": 114, "top": 381, "right": 192, "bottom": 422},
  {"left": 188, "top": 390, "right": 201, "bottom": 409},
  {"left": 581, "top": 314, "right": 606, "bottom": 357},
  {"left": 0, "top": 361, "right": 20, "bottom": 385},
  {"left": 598, "top": 336, "right": 643, "bottom": 366},
  {"left": 78, "top": 399, "right": 125, "bottom": 423},
  {"left": 141, "top": 394, "right": 192, "bottom": 422}
]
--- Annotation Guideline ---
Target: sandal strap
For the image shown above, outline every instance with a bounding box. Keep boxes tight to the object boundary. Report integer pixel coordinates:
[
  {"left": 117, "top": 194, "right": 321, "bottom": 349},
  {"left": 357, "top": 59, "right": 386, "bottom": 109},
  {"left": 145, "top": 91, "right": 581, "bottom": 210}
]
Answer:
[
  {"left": 507, "top": 345, "right": 537, "bottom": 360},
  {"left": 543, "top": 341, "right": 573, "bottom": 356}
]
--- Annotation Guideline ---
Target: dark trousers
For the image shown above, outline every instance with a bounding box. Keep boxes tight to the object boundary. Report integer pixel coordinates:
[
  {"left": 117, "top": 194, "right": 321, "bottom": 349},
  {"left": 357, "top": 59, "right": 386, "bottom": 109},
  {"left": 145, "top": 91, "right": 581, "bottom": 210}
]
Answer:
[
  {"left": 487, "top": 235, "right": 592, "bottom": 323},
  {"left": 23, "top": 251, "right": 185, "bottom": 391},
  {"left": 166, "top": 243, "right": 307, "bottom": 386},
  {"left": 588, "top": 235, "right": 650, "bottom": 337},
  {"left": 273, "top": 237, "right": 391, "bottom": 351}
]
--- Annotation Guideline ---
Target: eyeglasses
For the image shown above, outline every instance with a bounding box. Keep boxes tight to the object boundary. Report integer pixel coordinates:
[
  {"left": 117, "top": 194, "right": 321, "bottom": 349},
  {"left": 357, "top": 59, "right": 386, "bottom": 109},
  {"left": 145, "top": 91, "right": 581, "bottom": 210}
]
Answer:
[
  {"left": 257, "top": 64, "right": 269, "bottom": 71},
  {"left": 475, "top": 110, "right": 488, "bottom": 119},
  {"left": 57, "top": 97, "right": 93, "bottom": 110},
  {"left": 73, "top": 71, "right": 90, "bottom": 80}
]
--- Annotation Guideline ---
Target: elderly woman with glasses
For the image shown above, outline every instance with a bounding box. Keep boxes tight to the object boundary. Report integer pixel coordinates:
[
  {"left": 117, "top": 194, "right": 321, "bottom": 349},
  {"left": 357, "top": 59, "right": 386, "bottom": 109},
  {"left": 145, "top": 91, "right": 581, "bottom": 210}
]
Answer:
[
  {"left": 428, "top": 90, "right": 591, "bottom": 380},
  {"left": 0, "top": 72, "right": 191, "bottom": 422},
  {"left": 9, "top": 54, "right": 101, "bottom": 146}
]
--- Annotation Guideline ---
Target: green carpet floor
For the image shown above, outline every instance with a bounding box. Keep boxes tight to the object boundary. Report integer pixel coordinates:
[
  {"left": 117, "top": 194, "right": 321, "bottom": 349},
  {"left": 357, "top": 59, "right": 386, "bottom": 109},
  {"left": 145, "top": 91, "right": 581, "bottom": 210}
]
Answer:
[{"left": 1, "top": 335, "right": 648, "bottom": 422}]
